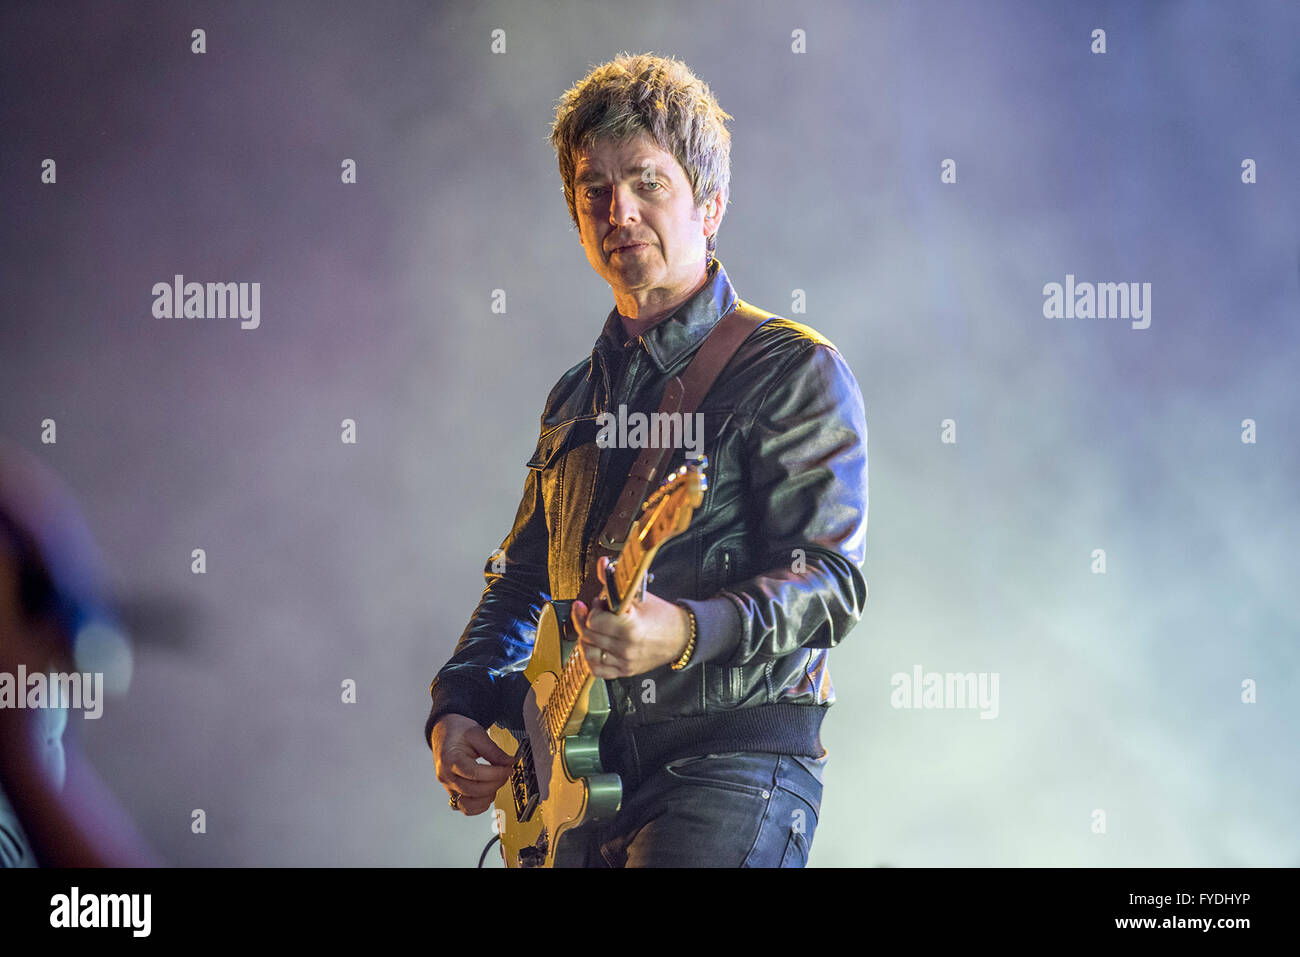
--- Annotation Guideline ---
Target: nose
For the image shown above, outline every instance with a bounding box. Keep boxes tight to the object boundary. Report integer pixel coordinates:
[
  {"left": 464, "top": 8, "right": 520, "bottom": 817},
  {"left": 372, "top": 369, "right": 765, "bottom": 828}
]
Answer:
[{"left": 608, "top": 182, "right": 641, "bottom": 229}]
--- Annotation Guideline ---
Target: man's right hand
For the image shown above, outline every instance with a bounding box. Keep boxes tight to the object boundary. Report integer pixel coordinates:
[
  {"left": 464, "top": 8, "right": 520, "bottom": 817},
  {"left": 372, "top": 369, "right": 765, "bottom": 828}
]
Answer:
[{"left": 430, "top": 714, "right": 513, "bottom": 816}]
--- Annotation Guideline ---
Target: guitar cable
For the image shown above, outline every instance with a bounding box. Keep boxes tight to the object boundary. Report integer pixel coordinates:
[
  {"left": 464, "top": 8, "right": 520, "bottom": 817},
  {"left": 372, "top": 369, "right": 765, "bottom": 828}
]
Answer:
[{"left": 478, "top": 834, "right": 501, "bottom": 868}]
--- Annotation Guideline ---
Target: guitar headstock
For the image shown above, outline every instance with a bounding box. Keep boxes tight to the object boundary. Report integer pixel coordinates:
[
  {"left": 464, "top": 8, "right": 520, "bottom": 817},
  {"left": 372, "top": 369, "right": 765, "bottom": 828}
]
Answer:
[
  {"left": 607, "top": 456, "right": 708, "bottom": 612},
  {"left": 640, "top": 455, "right": 708, "bottom": 536}
]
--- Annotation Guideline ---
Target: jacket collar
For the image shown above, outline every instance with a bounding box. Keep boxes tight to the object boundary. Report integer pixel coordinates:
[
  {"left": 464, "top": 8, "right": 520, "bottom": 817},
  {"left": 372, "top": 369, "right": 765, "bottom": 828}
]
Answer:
[{"left": 595, "top": 257, "right": 739, "bottom": 374}]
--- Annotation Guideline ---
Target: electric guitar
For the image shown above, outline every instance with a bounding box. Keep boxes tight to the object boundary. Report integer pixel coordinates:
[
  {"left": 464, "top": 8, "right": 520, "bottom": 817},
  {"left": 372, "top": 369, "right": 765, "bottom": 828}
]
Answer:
[{"left": 487, "top": 456, "right": 708, "bottom": 867}]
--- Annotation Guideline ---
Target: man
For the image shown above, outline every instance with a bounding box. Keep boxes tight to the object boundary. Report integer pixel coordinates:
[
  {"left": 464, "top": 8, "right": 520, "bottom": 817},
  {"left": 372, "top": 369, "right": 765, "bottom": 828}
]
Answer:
[
  {"left": 0, "top": 441, "right": 157, "bottom": 867},
  {"left": 424, "top": 52, "right": 868, "bottom": 867}
]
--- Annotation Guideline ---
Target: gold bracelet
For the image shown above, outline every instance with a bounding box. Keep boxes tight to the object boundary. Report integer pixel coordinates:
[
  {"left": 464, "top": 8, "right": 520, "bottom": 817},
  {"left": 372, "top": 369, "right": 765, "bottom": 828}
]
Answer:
[{"left": 670, "top": 605, "right": 697, "bottom": 671}]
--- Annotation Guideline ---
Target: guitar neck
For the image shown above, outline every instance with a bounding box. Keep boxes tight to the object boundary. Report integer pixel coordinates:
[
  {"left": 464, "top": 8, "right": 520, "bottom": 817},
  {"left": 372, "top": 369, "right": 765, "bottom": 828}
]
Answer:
[
  {"left": 544, "top": 536, "right": 657, "bottom": 743},
  {"left": 540, "top": 457, "right": 705, "bottom": 744}
]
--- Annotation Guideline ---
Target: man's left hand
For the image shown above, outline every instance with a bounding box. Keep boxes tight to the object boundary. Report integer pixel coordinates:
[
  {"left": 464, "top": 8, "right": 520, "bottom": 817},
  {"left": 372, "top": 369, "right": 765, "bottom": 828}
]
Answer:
[{"left": 573, "top": 556, "right": 690, "bottom": 678}]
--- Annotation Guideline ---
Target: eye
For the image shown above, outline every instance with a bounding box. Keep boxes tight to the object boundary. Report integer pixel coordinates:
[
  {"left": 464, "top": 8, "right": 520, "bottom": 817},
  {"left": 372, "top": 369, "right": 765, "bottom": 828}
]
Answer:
[{"left": 642, "top": 181, "right": 662, "bottom": 191}]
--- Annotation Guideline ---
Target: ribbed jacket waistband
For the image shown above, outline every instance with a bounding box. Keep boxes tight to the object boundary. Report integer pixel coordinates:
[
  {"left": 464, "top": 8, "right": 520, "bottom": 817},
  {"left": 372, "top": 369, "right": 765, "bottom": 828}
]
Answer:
[{"left": 601, "top": 703, "right": 828, "bottom": 792}]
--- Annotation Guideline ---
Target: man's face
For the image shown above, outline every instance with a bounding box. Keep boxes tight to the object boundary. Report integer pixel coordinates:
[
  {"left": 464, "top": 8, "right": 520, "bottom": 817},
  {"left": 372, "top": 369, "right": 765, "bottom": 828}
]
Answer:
[{"left": 572, "top": 131, "right": 723, "bottom": 304}]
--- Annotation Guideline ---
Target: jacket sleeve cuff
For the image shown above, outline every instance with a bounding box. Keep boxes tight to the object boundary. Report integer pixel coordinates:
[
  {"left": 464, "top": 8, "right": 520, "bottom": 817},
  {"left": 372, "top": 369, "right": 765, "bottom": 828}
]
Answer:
[
  {"left": 673, "top": 594, "right": 743, "bottom": 669},
  {"left": 424, "top": 674, "right": 500, "bottom": 749}
]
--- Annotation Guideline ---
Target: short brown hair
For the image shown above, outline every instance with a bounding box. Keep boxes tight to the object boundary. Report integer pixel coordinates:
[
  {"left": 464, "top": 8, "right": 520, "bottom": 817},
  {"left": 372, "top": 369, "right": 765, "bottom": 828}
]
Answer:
[{"left": 550, "top": 52, "right": 734, "bottom": 259}]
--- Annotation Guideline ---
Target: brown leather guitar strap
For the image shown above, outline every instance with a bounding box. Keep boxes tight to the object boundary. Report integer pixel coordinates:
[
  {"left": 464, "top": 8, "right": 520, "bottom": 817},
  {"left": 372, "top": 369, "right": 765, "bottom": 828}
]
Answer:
[{"left": 576, "top": 297, "right": 772, "bottom": 606}]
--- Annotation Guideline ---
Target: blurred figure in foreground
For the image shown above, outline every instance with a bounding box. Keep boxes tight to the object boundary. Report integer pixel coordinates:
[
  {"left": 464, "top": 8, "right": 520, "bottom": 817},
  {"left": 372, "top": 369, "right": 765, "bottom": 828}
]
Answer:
[{"left": 0, "top": 440, "right": 158, "bottom": 866}]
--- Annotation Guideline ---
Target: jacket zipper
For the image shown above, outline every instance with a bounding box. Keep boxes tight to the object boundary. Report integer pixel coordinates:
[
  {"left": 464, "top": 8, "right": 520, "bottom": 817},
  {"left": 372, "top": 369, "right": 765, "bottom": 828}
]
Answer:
[
  {"left": 579, "top": 346, "right": 628, "bottom": 581},
  {"left": 722, "top": 549, "right": 744, "bottom": 702}
]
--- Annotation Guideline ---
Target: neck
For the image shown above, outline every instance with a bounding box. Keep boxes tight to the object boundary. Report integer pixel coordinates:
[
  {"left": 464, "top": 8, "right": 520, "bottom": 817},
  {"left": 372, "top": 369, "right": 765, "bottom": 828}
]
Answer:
[{"left": 615, "top": 262, "right": 711, "bottom": 341}]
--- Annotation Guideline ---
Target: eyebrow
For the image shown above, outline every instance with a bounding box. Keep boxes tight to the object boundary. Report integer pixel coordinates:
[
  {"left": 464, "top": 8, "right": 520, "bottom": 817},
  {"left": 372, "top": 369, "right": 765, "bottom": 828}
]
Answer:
[{"left": 574, "top": 165, "right": 666, "bottom": 186}]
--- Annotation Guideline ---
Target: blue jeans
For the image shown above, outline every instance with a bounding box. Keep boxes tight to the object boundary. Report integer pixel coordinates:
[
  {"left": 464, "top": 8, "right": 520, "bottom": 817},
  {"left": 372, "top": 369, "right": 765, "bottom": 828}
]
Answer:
[{"left": 581, "top": 750, "right": 825, "bottom": 867}]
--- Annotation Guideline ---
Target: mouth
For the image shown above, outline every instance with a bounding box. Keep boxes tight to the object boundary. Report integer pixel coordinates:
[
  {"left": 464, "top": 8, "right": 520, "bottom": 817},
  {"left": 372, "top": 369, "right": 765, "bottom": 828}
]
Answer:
[{"left": 611, "top": 243, "right": 648, "bottom": 255}]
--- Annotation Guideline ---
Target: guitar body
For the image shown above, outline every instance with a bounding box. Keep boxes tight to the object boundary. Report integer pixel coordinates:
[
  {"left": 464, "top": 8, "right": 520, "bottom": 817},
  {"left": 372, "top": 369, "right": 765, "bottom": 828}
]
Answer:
[{"left": 487, "top": 600, "right": 622, "bottom": 868}]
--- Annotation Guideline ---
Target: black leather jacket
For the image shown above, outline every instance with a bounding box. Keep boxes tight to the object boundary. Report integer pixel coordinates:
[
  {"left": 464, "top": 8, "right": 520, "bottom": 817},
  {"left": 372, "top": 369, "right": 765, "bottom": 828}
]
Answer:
[{"left": 425, "top": 258, "right": 868, "bottom": 774}]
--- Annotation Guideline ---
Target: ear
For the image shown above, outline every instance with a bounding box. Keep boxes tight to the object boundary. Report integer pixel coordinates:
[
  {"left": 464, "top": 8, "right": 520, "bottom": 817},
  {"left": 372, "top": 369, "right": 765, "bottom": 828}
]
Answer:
[{"left": 702, "top": 193, "right": 725, "bottom": 238}]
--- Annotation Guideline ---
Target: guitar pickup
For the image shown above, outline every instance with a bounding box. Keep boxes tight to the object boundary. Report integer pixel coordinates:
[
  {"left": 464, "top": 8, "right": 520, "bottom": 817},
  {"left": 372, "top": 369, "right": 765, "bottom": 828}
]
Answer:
[{"left": 512, "top": 740, "right": 541, "bottom": 822}]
